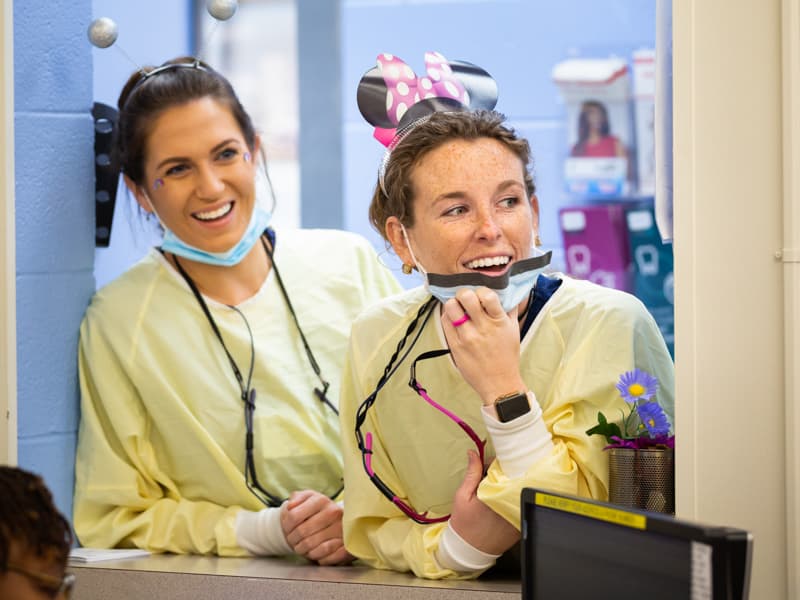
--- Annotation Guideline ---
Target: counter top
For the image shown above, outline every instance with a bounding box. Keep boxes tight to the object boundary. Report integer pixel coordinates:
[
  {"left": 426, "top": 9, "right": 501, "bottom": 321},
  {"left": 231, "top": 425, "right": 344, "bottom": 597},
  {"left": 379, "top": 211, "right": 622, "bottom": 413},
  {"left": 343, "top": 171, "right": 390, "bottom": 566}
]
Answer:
[{"left": 70, "top": 554, "right": 520, "bottom": 599}]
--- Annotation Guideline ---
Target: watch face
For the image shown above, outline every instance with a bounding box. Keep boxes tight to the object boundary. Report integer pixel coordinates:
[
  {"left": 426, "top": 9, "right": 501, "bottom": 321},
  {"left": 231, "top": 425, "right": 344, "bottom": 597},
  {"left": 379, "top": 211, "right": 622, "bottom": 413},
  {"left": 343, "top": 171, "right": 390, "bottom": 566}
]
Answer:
[{"left": 496, "top": 392, "right": 531, "bottom": 422}]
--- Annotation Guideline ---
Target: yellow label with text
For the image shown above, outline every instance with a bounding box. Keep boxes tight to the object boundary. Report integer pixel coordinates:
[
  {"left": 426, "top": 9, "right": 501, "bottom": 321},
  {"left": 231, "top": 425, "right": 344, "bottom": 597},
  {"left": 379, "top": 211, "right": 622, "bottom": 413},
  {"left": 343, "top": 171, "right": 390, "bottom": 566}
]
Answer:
[{"left": 535, "top": 492, "right": 646, "bottom": 530}]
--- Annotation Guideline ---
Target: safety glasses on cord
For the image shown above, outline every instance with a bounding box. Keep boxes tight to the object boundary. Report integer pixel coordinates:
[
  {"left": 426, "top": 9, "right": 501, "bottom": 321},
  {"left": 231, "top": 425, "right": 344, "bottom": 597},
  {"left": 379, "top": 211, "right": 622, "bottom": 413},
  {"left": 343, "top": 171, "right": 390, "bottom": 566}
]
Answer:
[
  {"left": 7, "top": 562, "right": 75, "bottom": 599},
  {"left": 356, "top": 342, "right": 486, "bottom": 524},
  {"left": 173, "top": 239, "right": 342, "bottom": 508},
  {"left": 243, "top": 386, "right": 343, "bottom": 506}
]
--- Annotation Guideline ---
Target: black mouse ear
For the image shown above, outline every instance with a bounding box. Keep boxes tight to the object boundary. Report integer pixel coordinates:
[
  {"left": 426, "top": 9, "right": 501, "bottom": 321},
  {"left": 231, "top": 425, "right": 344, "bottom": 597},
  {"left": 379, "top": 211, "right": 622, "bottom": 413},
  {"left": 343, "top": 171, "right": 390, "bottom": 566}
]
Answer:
[
  {"left": 448, "top": 60, "right": 498, "bottom": 111},
  {"left": 356, "top": 66, "right": 397, "bottom": 129},
  {"left": 395, "top": 97, "right": 465, "bottom": 132}
]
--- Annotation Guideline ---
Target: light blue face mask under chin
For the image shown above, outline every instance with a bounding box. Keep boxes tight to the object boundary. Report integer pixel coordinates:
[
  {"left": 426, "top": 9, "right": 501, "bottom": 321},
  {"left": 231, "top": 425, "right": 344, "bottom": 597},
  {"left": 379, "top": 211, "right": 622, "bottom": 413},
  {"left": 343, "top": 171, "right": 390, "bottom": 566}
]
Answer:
[
  {"left": 423, "top": 248, "right": 553, "bottom": 312},
  {"left": 159, "top": 203, "right": 273, "bottom": 267}
]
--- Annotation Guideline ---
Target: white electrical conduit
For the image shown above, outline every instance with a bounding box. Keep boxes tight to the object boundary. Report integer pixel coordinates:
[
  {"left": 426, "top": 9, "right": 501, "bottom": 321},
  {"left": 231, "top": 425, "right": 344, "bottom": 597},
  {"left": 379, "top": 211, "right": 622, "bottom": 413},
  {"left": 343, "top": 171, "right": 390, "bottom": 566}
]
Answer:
[
  {"left": 781, "top": 0, "right": 800, "bottom": 591},
  {"left": 654, "top": 0, "right": 673, "bottom": 244}
]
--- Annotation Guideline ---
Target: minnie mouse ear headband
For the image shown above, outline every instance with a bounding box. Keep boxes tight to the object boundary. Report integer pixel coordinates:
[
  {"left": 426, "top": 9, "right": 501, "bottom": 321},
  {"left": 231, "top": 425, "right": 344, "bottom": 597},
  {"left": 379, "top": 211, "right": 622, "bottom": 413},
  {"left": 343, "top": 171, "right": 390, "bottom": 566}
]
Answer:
[
  {"left": 358, "top": 51, "right": 498, "bottom": 146},
  {"left": 357, "top": 51, "right": 498, "bottom": 193}
]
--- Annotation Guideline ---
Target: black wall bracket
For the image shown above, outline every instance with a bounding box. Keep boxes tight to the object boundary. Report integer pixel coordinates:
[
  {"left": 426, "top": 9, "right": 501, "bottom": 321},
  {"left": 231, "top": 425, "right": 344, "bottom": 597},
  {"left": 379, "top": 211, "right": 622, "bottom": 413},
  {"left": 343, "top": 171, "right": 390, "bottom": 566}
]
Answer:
[{"left": 92, "top": 102, "right": 120, "bottom": 247}]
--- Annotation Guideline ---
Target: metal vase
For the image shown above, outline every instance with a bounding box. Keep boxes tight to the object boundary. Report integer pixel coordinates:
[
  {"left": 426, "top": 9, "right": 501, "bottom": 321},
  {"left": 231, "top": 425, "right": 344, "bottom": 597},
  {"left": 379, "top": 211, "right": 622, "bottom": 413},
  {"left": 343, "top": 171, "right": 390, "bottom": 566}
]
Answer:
[{"left": 608, "top": 447, "right": 675, "bottom": 514}]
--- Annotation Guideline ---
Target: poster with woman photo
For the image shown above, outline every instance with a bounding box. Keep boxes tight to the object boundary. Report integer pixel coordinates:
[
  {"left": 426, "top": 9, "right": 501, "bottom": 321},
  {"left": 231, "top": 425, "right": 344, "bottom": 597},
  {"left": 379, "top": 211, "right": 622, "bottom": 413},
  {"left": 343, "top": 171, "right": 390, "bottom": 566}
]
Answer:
[
  {"left": 553, "top": 57, "right": 636, "bottom": 199},
  {"left": 570, "top": 100, "right": 627, "bottom": 159}
]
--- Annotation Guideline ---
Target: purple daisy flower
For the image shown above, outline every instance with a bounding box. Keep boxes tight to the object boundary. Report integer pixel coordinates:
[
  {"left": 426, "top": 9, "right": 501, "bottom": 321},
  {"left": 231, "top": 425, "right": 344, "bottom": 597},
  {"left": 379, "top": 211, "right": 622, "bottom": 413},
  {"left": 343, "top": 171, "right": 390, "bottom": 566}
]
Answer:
[
  {"left": 616, "top": 369, "right": 659, "bottom": 403},
  {"left": 636, "top": 401, "right": 671, "bottom": 437}
]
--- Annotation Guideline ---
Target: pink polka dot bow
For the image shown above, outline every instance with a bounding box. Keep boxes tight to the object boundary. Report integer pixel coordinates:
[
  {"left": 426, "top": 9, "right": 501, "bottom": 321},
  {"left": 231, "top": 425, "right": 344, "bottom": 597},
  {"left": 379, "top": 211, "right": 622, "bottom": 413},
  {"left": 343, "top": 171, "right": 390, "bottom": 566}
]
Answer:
[{"left": 357, "top": 51, "right": 498, "bottom": 147}]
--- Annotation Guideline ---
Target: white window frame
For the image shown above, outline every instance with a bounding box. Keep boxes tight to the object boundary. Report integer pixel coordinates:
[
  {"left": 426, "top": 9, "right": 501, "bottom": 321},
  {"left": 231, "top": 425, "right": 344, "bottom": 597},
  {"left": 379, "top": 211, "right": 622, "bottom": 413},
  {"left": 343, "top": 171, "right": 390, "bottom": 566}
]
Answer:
[
  {"left": 0, "top": 0, "right": 16, "bottom": 465},
  {"left": 781, "top": 0, "right": 800, "bottom": 592},
  {"left": 673, "top": 0, "right": 799, "bottom": 595}
]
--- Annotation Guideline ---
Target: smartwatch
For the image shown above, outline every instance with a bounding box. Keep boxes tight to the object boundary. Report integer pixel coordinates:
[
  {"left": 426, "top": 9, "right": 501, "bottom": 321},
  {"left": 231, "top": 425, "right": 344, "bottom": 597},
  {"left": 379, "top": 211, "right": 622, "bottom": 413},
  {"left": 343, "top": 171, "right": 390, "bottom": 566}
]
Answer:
[{"left": 494, "top": 391, "right": 531, "bottom": 423}]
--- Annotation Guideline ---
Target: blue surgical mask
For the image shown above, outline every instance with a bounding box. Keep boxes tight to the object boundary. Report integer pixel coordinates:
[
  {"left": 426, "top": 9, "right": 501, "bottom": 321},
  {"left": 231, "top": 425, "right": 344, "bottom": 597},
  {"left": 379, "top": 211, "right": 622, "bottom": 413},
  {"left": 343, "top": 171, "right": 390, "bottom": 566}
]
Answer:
[
  {"left": 401, "top": 226, "right": 552, "bottom": 313},
  {"left": 149, "top": 196, "right": 272, "bottom": 267}
]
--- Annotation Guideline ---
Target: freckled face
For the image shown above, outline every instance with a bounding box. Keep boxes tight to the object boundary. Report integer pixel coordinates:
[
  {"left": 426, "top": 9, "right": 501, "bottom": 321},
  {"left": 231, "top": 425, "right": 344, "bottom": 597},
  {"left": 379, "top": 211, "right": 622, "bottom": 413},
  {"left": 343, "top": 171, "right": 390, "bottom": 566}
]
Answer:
[
  {"left": 389, "top": 137, "right": 539, "bottom": 276},
  {"left": 129, "top": 97, "right": 258, "bottom": 254}
]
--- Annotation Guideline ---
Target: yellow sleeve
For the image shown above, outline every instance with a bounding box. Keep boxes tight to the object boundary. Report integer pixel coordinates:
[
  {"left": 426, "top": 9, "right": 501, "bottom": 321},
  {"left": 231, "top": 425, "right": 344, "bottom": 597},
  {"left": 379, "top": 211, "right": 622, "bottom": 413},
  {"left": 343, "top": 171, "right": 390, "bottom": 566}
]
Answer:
[
  {"left": 340, "top": 339, "right": 485, "bottom": 580},
  {"left": 73, "top": 317, "right": 247, "bottom": 556},
  {"left": 477, "top": 299, "right": 675, "bottom": 528}
]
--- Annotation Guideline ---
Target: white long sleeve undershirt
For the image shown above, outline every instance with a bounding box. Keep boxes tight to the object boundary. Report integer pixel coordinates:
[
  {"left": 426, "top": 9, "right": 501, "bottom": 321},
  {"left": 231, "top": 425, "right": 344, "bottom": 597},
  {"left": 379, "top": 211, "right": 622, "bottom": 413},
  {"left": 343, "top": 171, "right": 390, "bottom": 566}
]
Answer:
[
  {"left": 235, "top": 504, "right": 293, "bottom": 556},
  {"left": 435, "top": 390, "right": 554, "bottom": 573},
  {"left": 481, "top": 391, "right": 554, "bottom": 478}
]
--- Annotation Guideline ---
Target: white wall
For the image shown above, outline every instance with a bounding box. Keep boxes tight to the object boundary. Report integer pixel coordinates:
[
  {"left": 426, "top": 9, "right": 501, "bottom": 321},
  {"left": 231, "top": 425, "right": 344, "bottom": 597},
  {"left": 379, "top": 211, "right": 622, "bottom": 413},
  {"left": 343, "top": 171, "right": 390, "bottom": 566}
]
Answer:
[{"left": 673, "top": 0, "right": 797, "bottom": 597}]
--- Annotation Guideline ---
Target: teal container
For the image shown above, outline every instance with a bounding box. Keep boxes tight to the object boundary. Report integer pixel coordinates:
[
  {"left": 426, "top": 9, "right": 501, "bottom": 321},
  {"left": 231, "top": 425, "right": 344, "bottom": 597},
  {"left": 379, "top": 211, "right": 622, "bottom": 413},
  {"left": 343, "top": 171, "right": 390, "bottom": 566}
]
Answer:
[{"left": 625, "top": 205, "right": 674, "bottom": 357}]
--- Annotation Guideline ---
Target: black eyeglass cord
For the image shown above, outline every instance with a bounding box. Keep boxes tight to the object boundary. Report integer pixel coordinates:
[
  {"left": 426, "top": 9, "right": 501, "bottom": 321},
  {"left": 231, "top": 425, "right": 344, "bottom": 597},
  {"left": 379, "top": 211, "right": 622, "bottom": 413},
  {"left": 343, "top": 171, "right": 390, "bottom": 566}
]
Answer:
[
  {"left": 354, "top": 296, "right": 437, "bottom": 454},
  {"left": 168, "top": 233, "right": 341, "bottom": 507},
  {"left": 356, "top": 285, "right": 535, "bottom": 437},
  {"left": 354, "top": 285, "right": 546, "bottom": 520},
  {"left": 259, "top": 237, "right": 335, "bottom": 415}
]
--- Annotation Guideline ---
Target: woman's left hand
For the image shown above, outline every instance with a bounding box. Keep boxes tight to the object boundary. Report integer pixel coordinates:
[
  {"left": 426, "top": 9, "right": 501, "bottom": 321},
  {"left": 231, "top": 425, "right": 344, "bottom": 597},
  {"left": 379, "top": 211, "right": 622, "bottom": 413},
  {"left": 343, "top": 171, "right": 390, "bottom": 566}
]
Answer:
[
  {"left": 449, "top": 450, "right": 520, "bottom": 554},
  {"left": 280, "top": 490, "right": 354, "bottom": 566},
  {"left": 441, "top": 287, "right": 526, "bottom": 406}
]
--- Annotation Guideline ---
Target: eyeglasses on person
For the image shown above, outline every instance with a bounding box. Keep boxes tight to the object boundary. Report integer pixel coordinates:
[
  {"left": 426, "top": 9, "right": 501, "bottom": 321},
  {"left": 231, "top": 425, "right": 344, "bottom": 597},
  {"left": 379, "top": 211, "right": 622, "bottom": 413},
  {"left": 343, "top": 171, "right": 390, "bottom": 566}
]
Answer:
[
  {"left": 356, "top": 346, "right": 486, "bottom": 524},
  {"left": 7, "top": 562, "right": 76, "bottom": 599}
]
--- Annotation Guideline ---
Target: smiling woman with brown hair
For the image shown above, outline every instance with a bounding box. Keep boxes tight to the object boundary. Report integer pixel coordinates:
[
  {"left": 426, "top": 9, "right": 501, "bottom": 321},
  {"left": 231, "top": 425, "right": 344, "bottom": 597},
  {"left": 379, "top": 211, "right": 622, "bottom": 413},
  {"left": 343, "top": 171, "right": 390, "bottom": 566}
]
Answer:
[
  {"left": 339, "top": 108, "right": 674, "bottom": 579},
  {"left": 72, "top": 56, "right": 401, "bottom": 564}
]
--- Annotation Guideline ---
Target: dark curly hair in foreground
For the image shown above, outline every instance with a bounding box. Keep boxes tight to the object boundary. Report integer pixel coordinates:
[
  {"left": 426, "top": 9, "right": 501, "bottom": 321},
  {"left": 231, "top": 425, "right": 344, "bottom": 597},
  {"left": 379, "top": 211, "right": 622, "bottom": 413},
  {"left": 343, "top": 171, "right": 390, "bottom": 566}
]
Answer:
[{"left": 0, "top": 466, "right": 73, "bottom": 570}]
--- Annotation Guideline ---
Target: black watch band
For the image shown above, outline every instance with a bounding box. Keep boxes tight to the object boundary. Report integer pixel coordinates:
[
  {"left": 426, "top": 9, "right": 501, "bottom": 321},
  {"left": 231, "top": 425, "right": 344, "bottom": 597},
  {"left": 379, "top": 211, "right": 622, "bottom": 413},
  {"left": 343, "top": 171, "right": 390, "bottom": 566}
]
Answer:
[{"left": 494, "top": 391, "right": 531, "bottom": 423}]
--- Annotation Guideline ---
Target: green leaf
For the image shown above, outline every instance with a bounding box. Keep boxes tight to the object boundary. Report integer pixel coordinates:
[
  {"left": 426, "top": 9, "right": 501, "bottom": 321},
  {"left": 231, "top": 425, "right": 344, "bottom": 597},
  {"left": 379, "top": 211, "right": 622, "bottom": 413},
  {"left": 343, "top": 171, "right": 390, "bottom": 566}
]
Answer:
[{"left": 585, "top": 411, "right": 623, "bottom": 443}]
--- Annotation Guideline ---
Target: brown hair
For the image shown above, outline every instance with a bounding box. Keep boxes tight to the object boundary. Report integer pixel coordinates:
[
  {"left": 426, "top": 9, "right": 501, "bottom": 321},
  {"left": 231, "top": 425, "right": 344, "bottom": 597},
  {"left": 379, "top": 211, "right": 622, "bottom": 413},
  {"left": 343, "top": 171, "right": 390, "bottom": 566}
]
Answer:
[
  {"left": 0, "top": 466, "right": 73, "bottom": 571},
  {"left": 115, "top": 56, "right": 257, "bottom": 186},
  {"left": 369, "top": 110, "right": 536, "bottom": 242}
]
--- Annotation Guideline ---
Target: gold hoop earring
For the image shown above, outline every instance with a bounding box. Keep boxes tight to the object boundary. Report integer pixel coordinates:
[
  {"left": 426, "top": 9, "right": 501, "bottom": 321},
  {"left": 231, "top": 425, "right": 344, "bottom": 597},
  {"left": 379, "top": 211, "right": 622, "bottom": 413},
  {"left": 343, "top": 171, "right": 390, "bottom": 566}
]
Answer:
[
  {"left": 535, "top": 234, "right": 542, "bottom": 247},
  {"left": 402, "top": 263, "right": 413, "bottom": 275}
]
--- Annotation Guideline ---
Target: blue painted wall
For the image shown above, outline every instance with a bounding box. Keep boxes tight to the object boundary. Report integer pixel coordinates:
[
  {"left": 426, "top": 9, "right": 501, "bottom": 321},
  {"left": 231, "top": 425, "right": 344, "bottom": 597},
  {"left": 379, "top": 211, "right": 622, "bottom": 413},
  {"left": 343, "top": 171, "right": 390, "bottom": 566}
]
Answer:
[
  {"left": 12, "top": 0, "right": 191, "bottom": 528},
  {"left": 13, "top": 0, "right": 95, "bottom": 524},
  {"left": 341, "top": 0, "right": 656, "bottom": 278}
]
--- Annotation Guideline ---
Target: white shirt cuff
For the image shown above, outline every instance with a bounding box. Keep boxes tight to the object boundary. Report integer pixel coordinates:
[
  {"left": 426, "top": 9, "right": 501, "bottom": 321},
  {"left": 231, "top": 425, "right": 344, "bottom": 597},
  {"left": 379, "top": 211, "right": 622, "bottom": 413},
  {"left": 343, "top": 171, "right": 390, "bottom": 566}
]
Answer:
[
  {"left": 234, "top": 504, "right": 293, "bottom": 556},
  {"left": 435, "top": 521, "right": 500, "bottom": 573},
  {"left": 481, "top": 391, "right": 555, "bottom": 478}
]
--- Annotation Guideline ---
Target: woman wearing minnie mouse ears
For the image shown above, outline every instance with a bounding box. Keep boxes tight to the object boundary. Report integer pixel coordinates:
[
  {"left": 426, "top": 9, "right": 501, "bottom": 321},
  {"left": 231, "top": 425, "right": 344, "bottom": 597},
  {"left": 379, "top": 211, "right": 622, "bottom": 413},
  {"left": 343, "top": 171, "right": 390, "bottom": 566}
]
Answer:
[{"left": 340, "top": 52, "right": 674, "bottom": 579}]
